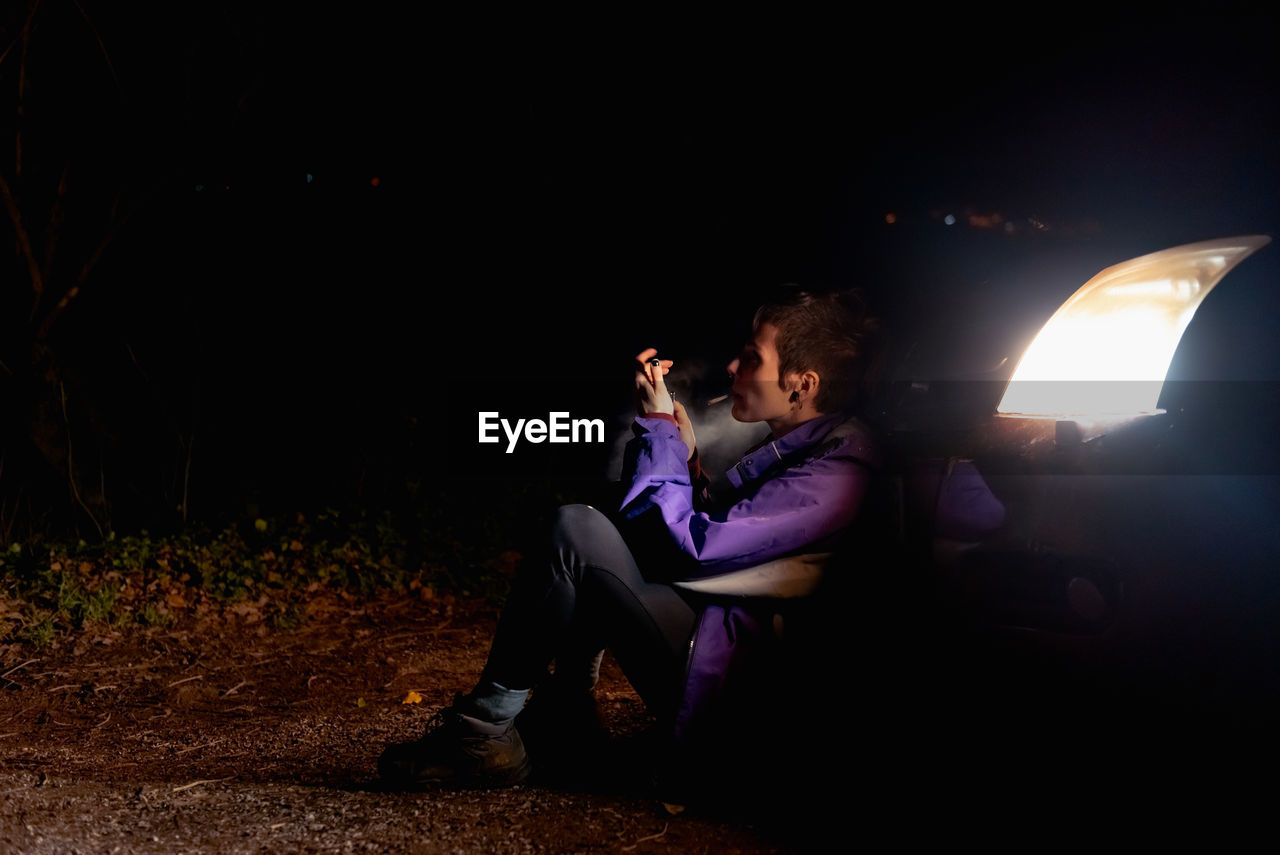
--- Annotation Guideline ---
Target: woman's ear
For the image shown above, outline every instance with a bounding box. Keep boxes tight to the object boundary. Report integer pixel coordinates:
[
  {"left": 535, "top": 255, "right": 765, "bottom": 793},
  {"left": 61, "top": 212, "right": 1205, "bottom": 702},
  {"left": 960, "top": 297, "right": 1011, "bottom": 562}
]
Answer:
[
  {"left": 787, "top": 370, "right": 820, "bottom": 405},
  {"left": 799, "top": 370, "right": 820, "bottom": 398}
]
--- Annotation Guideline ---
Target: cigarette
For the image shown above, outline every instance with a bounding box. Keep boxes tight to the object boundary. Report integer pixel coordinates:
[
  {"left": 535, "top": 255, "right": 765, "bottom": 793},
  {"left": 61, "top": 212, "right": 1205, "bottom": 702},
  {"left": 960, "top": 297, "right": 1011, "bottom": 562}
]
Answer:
[{"left": 705, "top": 394, "right": 730, "bottom": 406}]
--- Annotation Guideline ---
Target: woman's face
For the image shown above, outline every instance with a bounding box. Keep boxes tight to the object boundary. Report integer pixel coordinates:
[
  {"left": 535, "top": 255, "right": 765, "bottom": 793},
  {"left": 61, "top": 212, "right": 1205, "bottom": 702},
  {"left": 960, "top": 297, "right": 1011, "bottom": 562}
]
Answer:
[{"left": 726, "top": 322, "right": 796, "bottom": 423}]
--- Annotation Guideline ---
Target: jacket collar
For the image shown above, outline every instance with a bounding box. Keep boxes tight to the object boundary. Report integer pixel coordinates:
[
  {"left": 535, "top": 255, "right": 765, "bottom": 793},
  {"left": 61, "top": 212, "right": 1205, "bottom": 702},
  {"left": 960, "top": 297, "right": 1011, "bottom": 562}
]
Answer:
[{"left": 724, "top": 412, "right": 850, "bottom": 489}]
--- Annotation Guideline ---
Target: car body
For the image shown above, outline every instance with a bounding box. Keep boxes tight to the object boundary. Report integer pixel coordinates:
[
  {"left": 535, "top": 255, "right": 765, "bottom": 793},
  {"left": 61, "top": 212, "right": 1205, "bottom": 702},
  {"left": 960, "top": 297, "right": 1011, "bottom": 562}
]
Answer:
[{"left": 863, "top": 235, "right": 1280, "bottom": 772}]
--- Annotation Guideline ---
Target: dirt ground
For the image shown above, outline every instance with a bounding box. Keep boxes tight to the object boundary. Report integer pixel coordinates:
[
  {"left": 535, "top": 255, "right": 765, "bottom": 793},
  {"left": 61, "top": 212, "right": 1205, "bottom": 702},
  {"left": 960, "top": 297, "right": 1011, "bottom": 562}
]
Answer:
[
  {"left": 0, "top": 589, "right": 840, "bottom": 854},
  {"left": 7, "top": 578, "right": 1277, "bottom": 854}
]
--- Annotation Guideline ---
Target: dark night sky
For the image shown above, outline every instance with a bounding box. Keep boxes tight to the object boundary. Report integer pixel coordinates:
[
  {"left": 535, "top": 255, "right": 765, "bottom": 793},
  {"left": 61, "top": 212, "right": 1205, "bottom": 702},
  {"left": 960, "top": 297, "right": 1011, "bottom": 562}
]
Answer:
[
  {"left": 325, "top": 9, "right": 1280, "bottom": 371},
  {"left": 18, "top": 5, "right": 1279, "bottom": 509}
]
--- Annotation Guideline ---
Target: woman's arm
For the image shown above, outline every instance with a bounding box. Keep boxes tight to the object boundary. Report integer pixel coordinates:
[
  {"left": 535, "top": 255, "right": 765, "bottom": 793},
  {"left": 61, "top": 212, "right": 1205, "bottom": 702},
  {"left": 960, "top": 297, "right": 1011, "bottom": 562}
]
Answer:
[{"left": 618, "top": 417, "right": 871, "bottom": 576}]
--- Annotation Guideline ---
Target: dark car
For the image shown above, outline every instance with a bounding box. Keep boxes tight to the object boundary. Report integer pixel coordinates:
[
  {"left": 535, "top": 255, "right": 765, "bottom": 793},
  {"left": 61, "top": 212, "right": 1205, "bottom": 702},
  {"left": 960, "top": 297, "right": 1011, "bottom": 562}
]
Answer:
[{"left": 848, "top": 234, "right": 1280, "bottom": 784}]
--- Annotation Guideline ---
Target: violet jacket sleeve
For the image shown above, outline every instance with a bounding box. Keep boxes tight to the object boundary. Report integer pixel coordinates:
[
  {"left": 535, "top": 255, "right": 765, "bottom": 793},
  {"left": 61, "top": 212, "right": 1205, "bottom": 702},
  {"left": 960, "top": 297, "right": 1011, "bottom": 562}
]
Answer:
[{"left": 617, "top": 415, "right": 874, "bottom": 577}]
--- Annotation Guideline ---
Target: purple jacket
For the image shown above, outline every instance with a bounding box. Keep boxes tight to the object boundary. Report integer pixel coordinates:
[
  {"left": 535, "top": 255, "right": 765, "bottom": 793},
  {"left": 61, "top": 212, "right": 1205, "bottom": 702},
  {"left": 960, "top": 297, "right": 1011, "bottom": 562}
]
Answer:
[
  {"left": 619, "top": 412, "right": 879, "bottom": 573},
  {"left": 617, "top": 411, "right": 880, "bottom": 748}
]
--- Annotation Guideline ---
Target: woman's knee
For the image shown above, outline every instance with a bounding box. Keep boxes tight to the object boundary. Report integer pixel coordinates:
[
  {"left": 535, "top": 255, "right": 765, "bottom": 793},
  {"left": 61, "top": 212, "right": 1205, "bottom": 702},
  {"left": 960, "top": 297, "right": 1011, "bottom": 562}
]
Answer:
[
  {"left": 549, "top": 503, "right": 635, "bottom": 577},
  {"left": 552, "top": 503, "right": 612, "bottom": 546},
  {"left": 504, "top": 506, "right": 610, "bottom": 603}
]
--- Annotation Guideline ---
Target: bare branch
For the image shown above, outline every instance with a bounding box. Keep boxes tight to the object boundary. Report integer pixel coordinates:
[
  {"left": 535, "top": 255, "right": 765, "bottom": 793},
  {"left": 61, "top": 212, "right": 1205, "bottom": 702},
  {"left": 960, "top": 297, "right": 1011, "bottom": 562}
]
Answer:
[
  {"left": 59, "top": 380, "right": 104, "bottom": 539},
  {"left": 0, "top": 31, "right": 21, "bottom": 70},
  {"left": 123, "top": 339, "right": 151, "bottom": 383},
  {"left": 15, "top": 0, "right": 41, "bottom": 179},
  {"left": 0, "top": 170, "right": 44, "bottom": 302},
  {"left": 69, "top": 0, "right": 122, "bottom": 96},
  {"left": 35, "top": 193, "right": 137, "bottom": 342},
  {"left": 41, "top": 163, "right": 70, "bottom": 286}
]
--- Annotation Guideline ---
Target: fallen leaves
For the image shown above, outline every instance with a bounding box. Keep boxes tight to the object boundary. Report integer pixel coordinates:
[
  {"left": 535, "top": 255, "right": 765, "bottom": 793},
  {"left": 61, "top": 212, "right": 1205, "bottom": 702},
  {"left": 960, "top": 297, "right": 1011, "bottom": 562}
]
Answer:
[
  {"left": 228, "top": 596, "right": 270, "bottom": 622},
  {"left": 401, "top": 690, "right": 423, "bottom": 704}
]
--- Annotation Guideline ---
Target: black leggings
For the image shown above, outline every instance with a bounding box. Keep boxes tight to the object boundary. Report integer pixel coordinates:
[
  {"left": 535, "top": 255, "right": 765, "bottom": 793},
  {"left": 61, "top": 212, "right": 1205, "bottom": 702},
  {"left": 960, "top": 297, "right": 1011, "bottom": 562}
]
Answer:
[{"left": 481, "top": 503, "right": 699, "bottom": 722}]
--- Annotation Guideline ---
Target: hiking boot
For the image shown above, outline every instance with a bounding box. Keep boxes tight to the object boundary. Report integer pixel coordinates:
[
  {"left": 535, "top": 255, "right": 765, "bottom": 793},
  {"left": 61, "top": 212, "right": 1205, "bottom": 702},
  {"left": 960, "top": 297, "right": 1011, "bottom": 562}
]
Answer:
[{"left": 377, "top": 697, "right": 532, "bottom": 788}]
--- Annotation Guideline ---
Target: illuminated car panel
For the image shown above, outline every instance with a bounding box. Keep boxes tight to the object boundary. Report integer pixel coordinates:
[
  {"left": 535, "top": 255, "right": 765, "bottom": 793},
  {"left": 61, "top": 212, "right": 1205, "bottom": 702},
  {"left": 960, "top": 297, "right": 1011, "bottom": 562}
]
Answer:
[{"left": 997, "top": 234, "right": 1272, "bottom": 418}]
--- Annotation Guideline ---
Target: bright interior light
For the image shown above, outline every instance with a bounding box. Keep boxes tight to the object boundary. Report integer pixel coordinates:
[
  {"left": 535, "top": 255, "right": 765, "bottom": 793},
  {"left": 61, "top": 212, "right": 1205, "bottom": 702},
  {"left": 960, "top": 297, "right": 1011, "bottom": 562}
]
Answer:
[{"left": 998, "top": 235, "right": 1271, "bottom": 419}]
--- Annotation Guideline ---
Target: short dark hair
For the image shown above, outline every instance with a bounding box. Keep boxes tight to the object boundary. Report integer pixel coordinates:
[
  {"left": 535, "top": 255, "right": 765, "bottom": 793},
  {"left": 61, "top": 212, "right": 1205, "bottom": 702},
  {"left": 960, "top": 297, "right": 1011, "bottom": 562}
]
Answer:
[{"left": 753, "top": 287, "right": 882, "bottom": 415}]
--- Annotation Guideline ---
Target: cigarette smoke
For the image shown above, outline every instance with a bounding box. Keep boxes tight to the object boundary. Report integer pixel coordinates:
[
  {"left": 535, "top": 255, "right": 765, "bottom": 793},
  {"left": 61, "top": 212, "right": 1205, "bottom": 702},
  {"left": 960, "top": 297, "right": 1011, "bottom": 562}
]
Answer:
[{"left": 605, "top": 356, "right": 768, "bottom": 483}]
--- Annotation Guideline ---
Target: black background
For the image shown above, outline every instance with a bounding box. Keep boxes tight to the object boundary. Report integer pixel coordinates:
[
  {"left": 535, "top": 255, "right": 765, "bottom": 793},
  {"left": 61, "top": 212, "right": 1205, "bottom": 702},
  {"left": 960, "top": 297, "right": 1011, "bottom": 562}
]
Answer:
[{"left": 5, "top": 5, "right": 1278, "bottom": 521}]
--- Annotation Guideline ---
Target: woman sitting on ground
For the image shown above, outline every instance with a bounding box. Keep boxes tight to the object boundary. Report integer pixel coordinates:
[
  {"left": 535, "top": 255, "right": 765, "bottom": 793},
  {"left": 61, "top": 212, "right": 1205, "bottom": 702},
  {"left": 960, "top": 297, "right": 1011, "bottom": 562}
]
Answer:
[{"left": 377, "top": 286, "right": 883, "bottom": 796}]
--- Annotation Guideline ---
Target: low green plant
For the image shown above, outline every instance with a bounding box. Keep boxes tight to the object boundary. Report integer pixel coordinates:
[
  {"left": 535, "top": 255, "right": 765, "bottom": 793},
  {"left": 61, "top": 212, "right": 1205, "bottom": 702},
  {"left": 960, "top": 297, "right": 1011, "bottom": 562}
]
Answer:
[
  {"left": 49, "top": 573, "right": 122, "bottom": 628},
  {"left": 271, "top": 603, "right": 304, "bottom": 631},
  {"left": 17, "top": 610, "right": 56, "bottom": 648},
  {"left": 0, "top": 485, "right": 544, "bottom": 647},
  {"left": 136, "top": 603, "right": 170, "bottom": 628}
]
